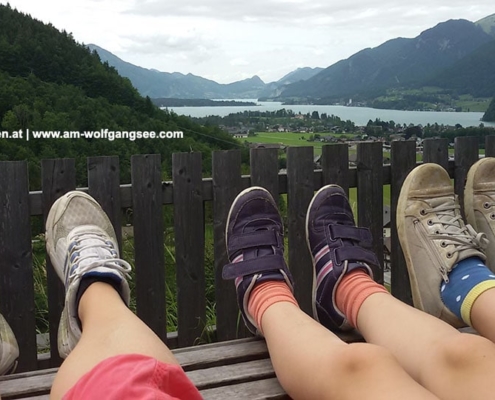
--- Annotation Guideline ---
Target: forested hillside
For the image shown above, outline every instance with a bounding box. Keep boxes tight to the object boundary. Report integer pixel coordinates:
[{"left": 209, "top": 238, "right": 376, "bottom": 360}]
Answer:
[
  {"left": 483, "top": 97, "right": 495, "bottom": 122},
  {"left": 426, "top": 39, "right": 495, "bottom": 97},
  {"left": 0, "top": 4, "right": 241, "bottom": 189}
]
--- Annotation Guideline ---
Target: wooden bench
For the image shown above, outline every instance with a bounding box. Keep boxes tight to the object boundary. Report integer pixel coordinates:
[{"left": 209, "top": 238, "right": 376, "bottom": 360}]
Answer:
[
  {"left": 0, "top": 137, "right": 493, "bottom": 398},
  {"left": 0, "top": 332, "right": 364, "bottom": 399}
]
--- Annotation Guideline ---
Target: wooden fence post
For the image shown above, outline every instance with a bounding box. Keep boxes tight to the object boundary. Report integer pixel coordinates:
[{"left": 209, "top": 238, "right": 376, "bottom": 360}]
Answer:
[
  {"left": 0, "top": 161, "right": 37, "bottom": 372},
  {"left": 131, "top": 155, "right": 167, "bottom": 342},
  {"left": 250, "top": 148, "right": 279, "bottom": 203},
  {"left": 390, "top": 141, "right": 416, "bottom": 304},
  {"left": 423, "top": 138, "right": 449, "bottom": 171},
  {"left": 212, "top": 150, "right": 249, "bottom": 340},
  {"left": 287, "top": 146, "right": 314, "bottom": 315},
  {"left": 42, "top": 159, "right": 76, "bottom": 367},
  {"left": 321, "top": 144, "right": 349, "bottom": 195},
  {"left": 356, "top": 142, "right": 384, "bottom": 284},
  {"left": 87, "top": 156, "right": 122, "bottom": 253},
  {"left": 173, "top": 152, "right": 206, "bottom": 347},
  {"left": 486, "top": 135, "right": 495, "bottom": 157},
  {"left": 454, "top": 137, "right": 480, "bottom": 216}
]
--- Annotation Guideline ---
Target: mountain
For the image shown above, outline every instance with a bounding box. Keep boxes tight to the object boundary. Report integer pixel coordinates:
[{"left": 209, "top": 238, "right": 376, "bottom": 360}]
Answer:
[
  {"left": 88, "top": 44, "right": 321, "bottom": 99},
  {"left": 276, "top": 67, "right": 324, "bottom": 85},
  {"left": 277, "top": 19, "right": 494, "bottom": 101},
  {"left": 476, "top": 14, "right": 495, "bottom": 37},
  {"left": 257, "top": 67, "right": 324, "bottom": 99},
  {"left": 88, "top": 44, "right": 266, "bottom": 99},
  {"left": 426, "top": 39, "right": 495, "bottom": 97}
]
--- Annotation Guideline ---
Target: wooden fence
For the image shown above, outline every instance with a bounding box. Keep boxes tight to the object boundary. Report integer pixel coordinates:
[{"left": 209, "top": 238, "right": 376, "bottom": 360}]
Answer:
[{"left": 1, "top": 136, "right": 494, "bottom": 373}]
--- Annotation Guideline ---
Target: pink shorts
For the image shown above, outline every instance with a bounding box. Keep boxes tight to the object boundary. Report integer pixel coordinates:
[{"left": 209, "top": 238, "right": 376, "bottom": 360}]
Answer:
[{"left": 63, "top": 354, "right": 202, "bottom": 399}]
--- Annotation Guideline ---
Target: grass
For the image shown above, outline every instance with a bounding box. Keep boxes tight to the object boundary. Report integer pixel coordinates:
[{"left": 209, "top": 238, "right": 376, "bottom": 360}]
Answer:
[
  {"left": 32, "top": 214, "right": 219, "bottom": 346},
  {"left": 245, "top": 132, "right": 352, "bottom": 156}
]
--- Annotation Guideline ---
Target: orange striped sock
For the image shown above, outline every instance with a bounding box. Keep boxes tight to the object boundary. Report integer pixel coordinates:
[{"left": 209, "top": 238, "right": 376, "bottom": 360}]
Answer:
[
  {"left": 247, "top": 281, "right": 298, "bottom": 334},
  {"left": 335, "top": 269, "right": 389, "bottom": 329}
]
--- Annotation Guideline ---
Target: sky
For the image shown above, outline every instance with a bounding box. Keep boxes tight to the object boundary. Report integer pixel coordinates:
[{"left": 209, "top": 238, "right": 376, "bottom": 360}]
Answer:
[{"left": 4, "top": 1, "right": 495, "bottom": 84}]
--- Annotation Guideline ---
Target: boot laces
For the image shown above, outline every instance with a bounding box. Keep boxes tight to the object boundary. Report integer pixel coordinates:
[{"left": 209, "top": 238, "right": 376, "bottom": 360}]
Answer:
[{"left": 424, "top": 201, "right": 487, "bottom": 258}]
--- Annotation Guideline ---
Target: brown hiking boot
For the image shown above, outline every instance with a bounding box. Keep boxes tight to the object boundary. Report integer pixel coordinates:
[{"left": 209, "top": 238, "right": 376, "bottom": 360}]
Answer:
[
  {"left": 465, "top": 157, "right": 495, "bottom": 272},
  {"left": 397, "top": 163, "right": 487, "bottom": 327}
]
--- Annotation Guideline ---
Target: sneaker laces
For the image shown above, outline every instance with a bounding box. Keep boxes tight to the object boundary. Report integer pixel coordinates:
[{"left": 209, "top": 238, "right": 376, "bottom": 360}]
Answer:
[
  {"left": 67, "top": 231, "right": 131, "bottom": 283},
  {"left": 423, "top": 200, "right": 488, "bottom": 259}
]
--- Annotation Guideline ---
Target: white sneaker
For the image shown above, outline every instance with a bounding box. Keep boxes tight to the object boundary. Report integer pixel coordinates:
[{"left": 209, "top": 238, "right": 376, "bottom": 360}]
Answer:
[
  {"left": 45, "top": 191, "right": 131, "bottom": 358},
  {"left": 0, "top": 313, "right": 19, "bottom": 375},
  {"left": 465, "top": 157, "right": 495, "bottom": 272}
]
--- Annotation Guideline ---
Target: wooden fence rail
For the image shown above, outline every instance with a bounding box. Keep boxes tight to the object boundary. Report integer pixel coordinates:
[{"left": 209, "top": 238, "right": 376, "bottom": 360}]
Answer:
[{"left": 1, "top": 136, "right": 494, "bottom": 372}]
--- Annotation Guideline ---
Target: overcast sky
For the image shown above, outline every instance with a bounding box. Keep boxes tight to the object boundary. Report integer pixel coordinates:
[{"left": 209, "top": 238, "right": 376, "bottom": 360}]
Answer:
[{"left": 4, "top": 1, "right": 494, "bottom": 83}]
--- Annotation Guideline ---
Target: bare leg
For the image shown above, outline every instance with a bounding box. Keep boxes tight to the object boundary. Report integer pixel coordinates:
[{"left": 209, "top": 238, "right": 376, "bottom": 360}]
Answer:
[
  {"left": 358, "top": 292, "right": 495, "bottom": 400},
  {"left": 470, "top": 288, "right": 495, "bottom": 342},
  {"left": 50, "top": 282, "right": 179, "bottom": 399},
  {"left": 261, "top": 301, "right": 438, "bottom": 400}
]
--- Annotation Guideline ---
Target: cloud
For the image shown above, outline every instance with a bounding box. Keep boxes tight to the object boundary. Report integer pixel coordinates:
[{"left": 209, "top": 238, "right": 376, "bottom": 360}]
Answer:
[
  {"left": 124, "top": 0, "right": 493, "bottom": 27},
  {"left": 230, "top": 58, "right": 249, "bottom": 66},
  {"left": 120, "top": 32, "right": 219, "bottom": 63}
]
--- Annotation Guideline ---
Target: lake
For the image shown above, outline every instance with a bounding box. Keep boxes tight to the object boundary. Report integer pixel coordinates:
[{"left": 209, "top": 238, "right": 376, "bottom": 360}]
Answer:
[{"left": 167, "top": 100, "right": 495, "bottom": 128}]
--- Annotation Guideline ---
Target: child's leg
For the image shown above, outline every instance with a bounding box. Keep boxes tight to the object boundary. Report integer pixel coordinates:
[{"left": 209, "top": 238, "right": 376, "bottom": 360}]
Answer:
[
  {"left": 223, "top": 187, "right": 437, "bottom": 400},
  {"left": 305, "top": 179, "right": 495, "bottom": 400},
  {"left": 261, "top": 301, "right": 438, "bottom": 400},
  {"left": 464, "top": 157, "right": 495, "bottom": 341},
  {"left": 45, "top": 192, "right": 200, "bottom": 400},
  {"left": 357, "top": 291, "right": 495, "bottom": 400},
  {"left": 386, "top": 162, "right": 495, "bottom": 399},
  {"left": 51, "top": 282, "right": 182, "bottom": 399}
]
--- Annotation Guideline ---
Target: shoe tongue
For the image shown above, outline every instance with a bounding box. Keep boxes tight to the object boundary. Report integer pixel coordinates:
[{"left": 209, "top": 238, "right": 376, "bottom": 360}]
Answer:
[
  {"left": 429, "top": 195, "right": 463, "bottom": 234},
  {"left": 240, "top": 223, "right": 275, "bottom": 260},
  {"left": 77, "top": 237, "right": 114, "bottom": 268}
]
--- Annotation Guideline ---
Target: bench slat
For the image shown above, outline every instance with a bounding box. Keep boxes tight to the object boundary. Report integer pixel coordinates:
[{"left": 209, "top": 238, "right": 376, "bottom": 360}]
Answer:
[{"left": 201, "top": 378, "right": 289, "bottom": 400}]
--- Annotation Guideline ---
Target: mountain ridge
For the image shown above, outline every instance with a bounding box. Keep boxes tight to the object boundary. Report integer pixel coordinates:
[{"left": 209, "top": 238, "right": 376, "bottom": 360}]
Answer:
[
  {"left": 277, "top": 19, "right": 494, "bottom": 101},
  {"left": 88, "top": 44, "right": 322, "bottom": 99}
]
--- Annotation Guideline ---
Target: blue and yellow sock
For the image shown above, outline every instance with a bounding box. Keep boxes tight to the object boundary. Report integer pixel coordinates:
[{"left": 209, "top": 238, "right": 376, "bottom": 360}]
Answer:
[{"left": 441, "top": 257, "right": 495, "bottom": 326}]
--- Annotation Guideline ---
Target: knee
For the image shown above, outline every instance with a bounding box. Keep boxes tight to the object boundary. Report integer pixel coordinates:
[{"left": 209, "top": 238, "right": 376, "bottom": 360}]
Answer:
[
  {"left": 433, "top": 333, "right": 495, "bottom": 369},
  {"left": 331, "top": 343, "right": 396, "bottom": 380}
]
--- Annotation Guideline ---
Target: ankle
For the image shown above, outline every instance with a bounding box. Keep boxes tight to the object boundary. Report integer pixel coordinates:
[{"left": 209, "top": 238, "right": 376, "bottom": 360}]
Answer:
[
  {"left": 77, "top": 281, "right": 126, "bottom": 326},
  {"left": 335, "top": 269, "right": 389, "bottom": 329},
  {"left": 441, "top": 257, "right": 495, "bottom": 326},
  {"left": 247, "top": 281, "right": 298, "bottom": 334}
]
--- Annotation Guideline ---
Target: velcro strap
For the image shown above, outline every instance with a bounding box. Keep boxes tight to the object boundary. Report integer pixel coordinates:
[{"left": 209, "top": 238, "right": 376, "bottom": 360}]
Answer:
[
  {"left": 228, "top": 229, "right": 281, "bottom": 254},
  {"left": 222, "top": 254, "right": 287, "bottom": 280},
  {"left": 335, "top": 246, "right": 379, "bottom": 267},
  {"left": 328, "top": 225, "right": 373, "bottom": 244}
]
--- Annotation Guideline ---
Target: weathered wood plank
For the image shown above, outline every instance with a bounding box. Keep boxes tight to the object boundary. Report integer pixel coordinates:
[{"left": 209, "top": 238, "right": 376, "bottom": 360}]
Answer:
[
  {"left": 189, "top": 359, "right": 275, "bottom": 390},
  {"left": 250, "top": 148, "right": 279, "bottom": 203},
  {"left": 87, "top": 156, "right": 122, "bottom": 253},
  {"left": 172, "top": 152, "right": 206, "bottom": 347},
  {"left": 131, "top": 155, "right": 167, "bottom": 342},
  {"left": 201, "top": 378, "right": 288, "bottom": 400},
  {"left": 0, "top": 161, "right": 37, "bottom": 372},
  {"left": 212, "top": 150, "right": 250, "bottom": 341},
  {"left": 356, "top": 142, "right": 384, "bottom": 283},
  {"left": 422, "top": 138, "right": 449, "bottom": 171},
  {"left": 321, "top": 144, "right": 349, "bottom": 195},
  {"left": 287, "top": 146, "right": 315, "bottom": 315},
  {"left": 454, "top": 136, "right": 479, "bottom": 217},
  {"left": 27, "top": 166, "right": 376, "bottom": 217},
  {"left": 390, "top": 141, "right": 416, "bottom": 304},
  {"left": 41, "top": 159, "right": 76, "bottom": 367},
  {"left": 486, "top": 135, "right": 495, "bottom": 158}
]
